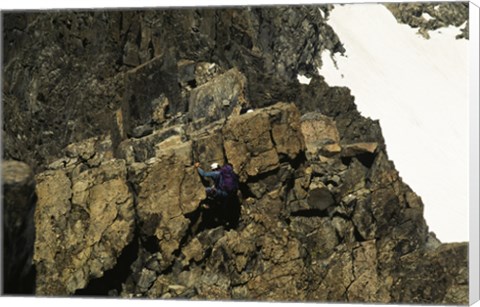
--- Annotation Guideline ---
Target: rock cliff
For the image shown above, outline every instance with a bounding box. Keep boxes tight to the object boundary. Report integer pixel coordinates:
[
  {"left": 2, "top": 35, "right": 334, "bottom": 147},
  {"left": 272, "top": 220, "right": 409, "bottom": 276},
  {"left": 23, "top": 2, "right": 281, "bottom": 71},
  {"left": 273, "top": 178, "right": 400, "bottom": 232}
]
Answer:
[{"left": 2, "top": 4, "right": 468, "bottom": 304}]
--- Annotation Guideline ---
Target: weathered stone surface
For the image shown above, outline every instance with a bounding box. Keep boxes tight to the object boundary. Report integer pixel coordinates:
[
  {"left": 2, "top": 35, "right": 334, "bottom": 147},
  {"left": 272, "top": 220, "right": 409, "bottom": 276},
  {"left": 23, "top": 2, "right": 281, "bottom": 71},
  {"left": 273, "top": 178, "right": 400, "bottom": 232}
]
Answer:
[
  {"left": 223, "top": 102, "right": 305, "bottom": 180},
  {"left": 390, "top": 243, "right": 468, "bottom": 305},
  {"left": 301, "top": 112, "right": 341, "bottom": 159},
  {"left": 134, "top": 138, "right": 205, "bottom": 268},
  {"left": 188, "top": 67, "right": 248, "bottom": 124},
  {"left": 34, "top": 157, "right": 135, "bottom": 295},
  {"left": 126, "top": 125, "right": 185, "bottom": 163},
  {"left": 307, "top": 184, "right": 335, "bottom": 211},
  {"left": 64, "top": 135, "right": 115, "bottom": 167},
  {"left": 347, "top": 241, "right": 389, "bottom": 303},
  {"left": 191, "top": 124, "right": 225, "bottom": 168},
  {"left": 342, "top": 142, "right": 378, "bottom": 157},
  {"left": 320, "top": 143, "right": 342, "bottom": 157},
  {"left": 194, "top": 62, "right": 223, "bottom": 86},
  {"left": 2, "top": 160, "right": 36, "bottom": 294},
  {"left": 151, "top": 94, "right": 170, "bottom": 124}
]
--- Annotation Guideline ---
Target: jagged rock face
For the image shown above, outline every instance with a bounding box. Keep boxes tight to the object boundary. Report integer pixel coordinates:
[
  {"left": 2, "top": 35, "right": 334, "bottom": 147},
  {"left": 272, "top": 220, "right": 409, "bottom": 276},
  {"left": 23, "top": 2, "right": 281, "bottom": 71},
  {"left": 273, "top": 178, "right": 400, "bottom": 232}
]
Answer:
[
  {"left": 223, "top": 103, "right": 304, "bottom": 180},
  {"left": 2, "top": 6, "right": 341, "bottom": 171},
  {"left": 2, "top": 5, "right": 469, "bottom": 305},
  {"left": 391, "top": 243, "right": 468, "bottom": 304},
  {"left": 133, "top": 139, "right": 205, "bottom": 271},
  {"left": 33, "top": 137, "right": 135, "bottom": 295},
  {"left": 25, "top": 99, "right": 466, "bottom": 303}
]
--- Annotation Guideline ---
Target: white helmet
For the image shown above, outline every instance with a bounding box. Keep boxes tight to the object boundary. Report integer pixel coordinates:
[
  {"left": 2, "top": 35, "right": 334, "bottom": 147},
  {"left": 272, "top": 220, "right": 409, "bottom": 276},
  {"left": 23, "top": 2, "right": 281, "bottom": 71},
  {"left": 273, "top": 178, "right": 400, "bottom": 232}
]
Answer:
[{"left": 210, "top": 162, "right": 219, "bottom": 170}]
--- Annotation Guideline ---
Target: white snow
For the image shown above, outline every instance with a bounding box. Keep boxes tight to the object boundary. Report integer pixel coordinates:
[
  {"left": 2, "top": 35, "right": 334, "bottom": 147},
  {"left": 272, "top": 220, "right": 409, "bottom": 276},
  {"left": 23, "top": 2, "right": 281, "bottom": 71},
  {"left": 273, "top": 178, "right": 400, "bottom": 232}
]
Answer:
[
  {"left": 319, "top": 8, "right": 326, "bottom": 19},
  {"left": 422, "top": 12, "right": 435, "bottom": 21},
  {"left": 297, "top": 74, "right": 312, "bottom": 84},
  {"left": 318, "top": 3, "right": 469, "bottom": 243}
]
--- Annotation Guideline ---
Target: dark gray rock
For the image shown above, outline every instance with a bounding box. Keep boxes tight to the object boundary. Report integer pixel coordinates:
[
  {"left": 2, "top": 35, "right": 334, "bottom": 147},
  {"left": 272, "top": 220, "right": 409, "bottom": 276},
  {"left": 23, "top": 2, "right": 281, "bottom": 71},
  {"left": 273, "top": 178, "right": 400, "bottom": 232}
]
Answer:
[
  {"left": 2, "top": 160, "right": 36, "bottom": 294},
  {"left": 188, "top": 68, "right": 247, "bottom": 125},
  {"left": 385, "top": 3, "right": 469, "bottom": 39},
  {"left": 307, "top": 186, "right": 335, "bottom": 211}
]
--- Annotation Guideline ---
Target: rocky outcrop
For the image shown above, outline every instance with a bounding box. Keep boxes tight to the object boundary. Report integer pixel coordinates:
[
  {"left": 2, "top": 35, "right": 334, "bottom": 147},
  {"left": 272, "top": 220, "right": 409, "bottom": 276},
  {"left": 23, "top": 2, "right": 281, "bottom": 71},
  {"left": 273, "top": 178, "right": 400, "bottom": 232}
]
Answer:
[
  {"left": 223, "top": 103, "right": 304, "bottom": 180},
  {"left": 33, "top": 136, "right": 135, "bottom": 295},
  {"left": 2, "top": 6, "right": 342, "bottom": 171},
  {"left": 25, "top": 96, "right": 467, "bottom": 303},
  {"left": 133, "top": 138, "right": 205, "bottom": 272},
  {"left": 390, "top": 243, "right": 468, "bottom": 304},
  {"left": 385, "top": 2, "right": 469, "bottom": 39},
  {"left": 2, "top": 4, "right": 469, "bottom": 305}
]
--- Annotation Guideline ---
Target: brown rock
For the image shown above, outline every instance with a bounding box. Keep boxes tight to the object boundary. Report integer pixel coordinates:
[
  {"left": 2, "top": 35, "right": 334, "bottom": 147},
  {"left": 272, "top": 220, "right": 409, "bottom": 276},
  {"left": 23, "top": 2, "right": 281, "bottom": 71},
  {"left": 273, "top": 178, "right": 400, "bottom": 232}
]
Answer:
[
  {"left": 342, "top": 142, "right": 378, "bottom": 157},
  {"left": 181, "top": 238, "right": 204, "bottom": 265},
  {"left": 223, "top": 111, "right": 277, "bottom": 179},
  {"left": 191, "top": 126, "right": 225, "bottom": 168},
  {"left": 269, "top": 104, "right": 305, "bottom": 159},
  {"left": 135, "top": 139, "right": 205, "bottom": 266},
  {"left": 347, "top": 241, "right": 389, "bottom": 303},
  {"left": 34, "top": 159, "right": 134, "bottom": 295},
  {"left": 300, "top": 112, "right": 340, "bottom": 158},
  {"left": 223, "top": 102, "right": 305, "bottom": 180},
  {"left": 320, "top": 143, "right": 342, "bottom": 156},
  {"left": 390, "top": 243, "right": 468, "bottom": 304},
  {"left": 309, "top": 244, "right": 354, "bottom": 301}
]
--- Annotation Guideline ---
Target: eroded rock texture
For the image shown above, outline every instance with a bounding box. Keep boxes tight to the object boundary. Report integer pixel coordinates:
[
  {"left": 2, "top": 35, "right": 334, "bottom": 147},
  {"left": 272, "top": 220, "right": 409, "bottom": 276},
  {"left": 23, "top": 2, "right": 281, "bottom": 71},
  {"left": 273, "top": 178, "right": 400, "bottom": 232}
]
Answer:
[
  {"left": 33, "top": 137, "right": 135, "bottom": 295},
  {"left": 2, "top": 4, "right": 468, "bottom": 304}
]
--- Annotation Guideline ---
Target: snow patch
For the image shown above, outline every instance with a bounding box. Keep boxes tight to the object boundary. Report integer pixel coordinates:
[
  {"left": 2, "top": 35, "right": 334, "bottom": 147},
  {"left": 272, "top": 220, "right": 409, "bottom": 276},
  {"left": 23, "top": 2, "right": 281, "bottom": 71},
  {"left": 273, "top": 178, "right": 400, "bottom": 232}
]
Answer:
[
  {"left": 422, "top": 12, "right": 435, "bottom": 21},
  {"left": 318, "top": 3, "right": 468, "bottom": 243},
  {"left": 319, "top": 8, "right": 325, "bottom": 19},
  {"left": 297, "top": 74, "right": 312, "bottom": 84}
]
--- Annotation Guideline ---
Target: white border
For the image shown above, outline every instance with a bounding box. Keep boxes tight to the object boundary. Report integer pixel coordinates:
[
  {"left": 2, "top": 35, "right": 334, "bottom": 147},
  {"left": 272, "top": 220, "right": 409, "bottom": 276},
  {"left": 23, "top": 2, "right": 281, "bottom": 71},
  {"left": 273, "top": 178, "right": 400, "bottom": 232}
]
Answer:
[
  {"left": 470, "top": 1, "right": 480, "bottom": 305},
  {"left": 0, "top": 0, "right": 475, "bottom": 10}
]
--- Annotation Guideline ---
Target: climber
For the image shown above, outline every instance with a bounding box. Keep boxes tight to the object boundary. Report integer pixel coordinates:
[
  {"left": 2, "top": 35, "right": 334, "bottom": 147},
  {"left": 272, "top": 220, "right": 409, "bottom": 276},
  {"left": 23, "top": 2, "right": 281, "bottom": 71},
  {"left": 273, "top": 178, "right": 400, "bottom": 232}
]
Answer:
[{"left": 194, "top": 162, "right": 238, "bottom": 201}]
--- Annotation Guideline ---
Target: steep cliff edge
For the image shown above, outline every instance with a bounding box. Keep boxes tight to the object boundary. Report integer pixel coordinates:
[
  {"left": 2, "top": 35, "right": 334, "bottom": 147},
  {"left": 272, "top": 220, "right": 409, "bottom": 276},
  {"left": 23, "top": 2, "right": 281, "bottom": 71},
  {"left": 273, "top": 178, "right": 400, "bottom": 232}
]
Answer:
[{"left": 2, "top": 4, "right": 468, "bottom": 304}]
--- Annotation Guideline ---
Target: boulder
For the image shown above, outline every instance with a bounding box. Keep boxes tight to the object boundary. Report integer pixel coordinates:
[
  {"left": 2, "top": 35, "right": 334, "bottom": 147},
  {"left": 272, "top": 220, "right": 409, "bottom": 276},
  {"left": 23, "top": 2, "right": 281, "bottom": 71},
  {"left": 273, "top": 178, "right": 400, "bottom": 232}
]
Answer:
[
  {"left": 342, "top": 142, "right": 378, "bottom": 157},
  {"left": 34, "top": 159, "right": 135, "bottom": 295},
  {"left": 307, "top": 184, "right": 335, "bottom": 211},
  {"left": 300, "top": 112, "right": 341, "bottom": 159},
  {"left": 188, "top": 67, "right": 248, "bottom": 125},
  {"left": 223, "top": 102, "right": 305, "bottom": 180}
]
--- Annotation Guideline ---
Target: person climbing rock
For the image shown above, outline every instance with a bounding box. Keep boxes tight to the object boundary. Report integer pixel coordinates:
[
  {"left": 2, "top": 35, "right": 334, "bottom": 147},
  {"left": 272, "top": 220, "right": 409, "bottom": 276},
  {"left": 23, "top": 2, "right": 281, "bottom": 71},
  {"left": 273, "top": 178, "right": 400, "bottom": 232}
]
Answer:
[{"left": 194, "top": 162, "right": 238, "bottom": 201}]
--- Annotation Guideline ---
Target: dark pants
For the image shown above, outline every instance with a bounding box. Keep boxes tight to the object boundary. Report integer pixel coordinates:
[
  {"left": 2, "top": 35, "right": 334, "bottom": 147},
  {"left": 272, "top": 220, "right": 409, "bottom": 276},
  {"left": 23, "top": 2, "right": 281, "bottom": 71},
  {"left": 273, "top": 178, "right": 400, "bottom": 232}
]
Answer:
[{"left": 206, "top": 187, "right": 228, "bottom": 199}]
